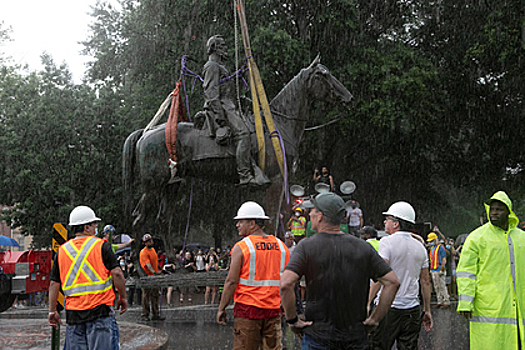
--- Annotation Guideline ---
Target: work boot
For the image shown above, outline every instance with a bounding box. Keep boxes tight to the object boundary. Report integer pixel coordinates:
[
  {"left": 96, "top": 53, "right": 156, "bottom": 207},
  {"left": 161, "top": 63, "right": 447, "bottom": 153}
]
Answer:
[{"left": 151, "top": 315, "right": 166, "bottom": 321}]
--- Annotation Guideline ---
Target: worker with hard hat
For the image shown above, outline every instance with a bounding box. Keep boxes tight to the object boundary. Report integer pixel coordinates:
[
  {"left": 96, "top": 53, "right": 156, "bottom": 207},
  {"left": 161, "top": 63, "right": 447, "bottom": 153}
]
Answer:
[
  {"left": 217, "top": 201, "right": 290, "bottom": 349},
  {"left": 98, "top": 225, "right": 135, "bottom": 254},
  {"left": 287, "top": 207, "right": 307, "bottom": 244},
  {"left": 427, "top": 229, "right": 450, "bottom": 309},
  {"left": 139, "top": 233, "right": 165, "bottom": 321},
  {"left": 457, "top": 191, "right": 525, "bottom": 349},
  {"left": 48, "top": 205, "right": 127, "bottom": 350},
  {"left": 368, "top": 201, "right": 432, "bottom": 349}
]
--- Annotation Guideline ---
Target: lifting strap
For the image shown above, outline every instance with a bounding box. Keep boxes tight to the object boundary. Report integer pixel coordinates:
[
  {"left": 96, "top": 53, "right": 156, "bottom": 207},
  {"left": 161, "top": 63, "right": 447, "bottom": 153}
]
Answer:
[
  {"left": 165, "top": 78, "right": 188, "bottom": 165},
  {"left": 235, "top": 0, "right": 285, "bottom": 177}
]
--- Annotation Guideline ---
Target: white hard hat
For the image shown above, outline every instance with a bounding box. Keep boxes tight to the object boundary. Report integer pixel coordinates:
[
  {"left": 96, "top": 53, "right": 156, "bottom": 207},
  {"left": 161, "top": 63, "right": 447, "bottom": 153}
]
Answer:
[
  {"left": 69, "top": 206, "right": 101, "bottom": 226},
  {"left": 382, "top": 201, "right": 416, "bottom": 224},
  {"left": 233, "top": 201, "right": 270, "bottom": 220}
]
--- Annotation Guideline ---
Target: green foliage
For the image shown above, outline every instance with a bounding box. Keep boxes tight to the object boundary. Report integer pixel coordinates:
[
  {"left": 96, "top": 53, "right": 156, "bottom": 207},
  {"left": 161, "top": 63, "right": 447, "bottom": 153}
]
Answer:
[{"left": 0, "top": 54, "right": 132, "bottom": 248}]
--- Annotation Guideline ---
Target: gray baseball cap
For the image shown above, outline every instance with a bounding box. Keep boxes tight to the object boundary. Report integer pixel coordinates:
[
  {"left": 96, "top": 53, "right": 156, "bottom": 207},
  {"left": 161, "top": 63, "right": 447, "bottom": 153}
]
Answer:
[{"left": 310, "top": 192, "right": 346, "bottom": 222}]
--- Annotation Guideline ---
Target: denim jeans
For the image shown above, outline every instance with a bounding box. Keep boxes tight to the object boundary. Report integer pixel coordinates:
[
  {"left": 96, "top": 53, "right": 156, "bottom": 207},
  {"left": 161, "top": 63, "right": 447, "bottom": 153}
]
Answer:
[
  {"left": 110, "top": 315, "right": 120, "bottom": 350},
  {"left": 302, "top": 335, "right": 327, "bottom": 350},
  {"left": 63, "top": 315, "right": 117, "bottom": 350}
]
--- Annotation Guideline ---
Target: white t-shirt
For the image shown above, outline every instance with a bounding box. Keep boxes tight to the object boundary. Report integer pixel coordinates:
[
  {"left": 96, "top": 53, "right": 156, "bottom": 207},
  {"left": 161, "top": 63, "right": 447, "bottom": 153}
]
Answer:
[
  {"left": 376, "top": 231, "right": 429, "bottom": 309},
  {"left": 119, "top": 234, "right": 131, "bottom": 243},
  {"left": 195, "top": 254, "right": 205, "bottom": 271},
  {"left": 347, "top": 208, "right": 362, "bottom": 226}
]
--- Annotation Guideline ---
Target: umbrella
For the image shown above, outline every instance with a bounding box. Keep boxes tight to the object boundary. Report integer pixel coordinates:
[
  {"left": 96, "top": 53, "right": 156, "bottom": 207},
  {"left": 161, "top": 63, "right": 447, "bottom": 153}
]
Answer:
[
  {"left": 184, "top": 243, "right": 210, "bottom": 253},
  {"left": 455, "top": 233, "right": 469, "bottom": 247},
  {"left": 0, "top": 235, "right": 20, "bottom": 247}
]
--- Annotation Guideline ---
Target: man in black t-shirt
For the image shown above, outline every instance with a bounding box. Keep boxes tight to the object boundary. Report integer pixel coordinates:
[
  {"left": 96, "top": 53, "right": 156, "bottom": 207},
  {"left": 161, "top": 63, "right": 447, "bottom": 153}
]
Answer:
[{"left": 280, "top": 193, "right": 400, "bottom": 349}]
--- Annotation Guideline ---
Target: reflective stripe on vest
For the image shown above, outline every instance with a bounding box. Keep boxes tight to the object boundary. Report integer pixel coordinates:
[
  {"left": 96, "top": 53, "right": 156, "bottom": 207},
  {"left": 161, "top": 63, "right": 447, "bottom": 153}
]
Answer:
[
  {"left": 61, "top": 236, "right": 113, "bottom": 297},
  {"left": 430, "top": 244, "right": 442, "bottom": 270},
  {"left": 456, "top": 271, "right": 477, "bottom": 280},
  {"left": 507, "top": 233, "right": 517, "bottom": 296},
  {"left": 290, "top": 218, "right": 305, "bottom": 236},
  {"left": 458, "top": 294, "right": 474, "bottom": 302},
  {"left": 471, "top": 316, "right": 517, "bottom": 325},
  {"left": 238, "top": 237, "right": 287, "bottom": 288}
]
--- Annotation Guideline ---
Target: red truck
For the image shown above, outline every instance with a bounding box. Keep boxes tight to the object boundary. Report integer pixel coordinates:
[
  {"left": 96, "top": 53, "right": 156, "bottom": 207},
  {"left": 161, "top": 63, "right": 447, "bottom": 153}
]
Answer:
[{"left": 0, "top": 249, "right": 53, "bottom": 312}]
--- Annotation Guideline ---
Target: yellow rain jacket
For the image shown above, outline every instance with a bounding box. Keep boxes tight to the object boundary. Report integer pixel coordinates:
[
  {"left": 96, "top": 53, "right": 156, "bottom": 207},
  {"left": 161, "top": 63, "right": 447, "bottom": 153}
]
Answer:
[{"left": 457, "top": 191, "right": 525, "bottom": 349}]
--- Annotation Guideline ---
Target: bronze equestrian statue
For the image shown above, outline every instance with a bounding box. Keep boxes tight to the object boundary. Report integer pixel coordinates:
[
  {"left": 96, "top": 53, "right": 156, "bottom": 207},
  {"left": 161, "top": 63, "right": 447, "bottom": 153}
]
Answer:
[{"left": 123, "top": 51, "right": 353, "bottom": 237}]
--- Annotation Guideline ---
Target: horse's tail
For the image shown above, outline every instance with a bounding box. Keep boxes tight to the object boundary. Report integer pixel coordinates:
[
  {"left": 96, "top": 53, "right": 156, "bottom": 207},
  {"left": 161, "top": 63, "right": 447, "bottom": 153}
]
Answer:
[{"left": 122, "top": 129, "right": 144, "bottom": 226}]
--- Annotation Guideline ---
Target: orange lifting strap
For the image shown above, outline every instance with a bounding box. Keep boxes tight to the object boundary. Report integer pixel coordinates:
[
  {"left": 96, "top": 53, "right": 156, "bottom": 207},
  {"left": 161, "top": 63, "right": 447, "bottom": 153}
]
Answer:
[{"left": 165, "top": 78, "right": 188, "bottom": 164}]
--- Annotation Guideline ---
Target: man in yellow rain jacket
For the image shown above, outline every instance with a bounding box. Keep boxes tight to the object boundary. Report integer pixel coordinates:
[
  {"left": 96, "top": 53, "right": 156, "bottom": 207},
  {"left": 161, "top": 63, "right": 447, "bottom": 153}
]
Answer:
[{"left": 457, "top": 191, "right": 525, "bottom": 349}]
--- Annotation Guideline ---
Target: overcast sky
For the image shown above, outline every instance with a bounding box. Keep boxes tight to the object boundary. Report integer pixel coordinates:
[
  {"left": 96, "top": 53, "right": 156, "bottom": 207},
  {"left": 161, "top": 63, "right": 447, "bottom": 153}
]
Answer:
[{"left": 0, "top": 0, "right": 104, "bottom": 83}]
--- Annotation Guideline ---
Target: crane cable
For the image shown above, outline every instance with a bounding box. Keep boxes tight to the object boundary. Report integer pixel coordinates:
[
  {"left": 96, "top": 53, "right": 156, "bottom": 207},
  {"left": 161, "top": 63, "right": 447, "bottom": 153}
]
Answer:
[{"left": 234, "top": 2, "right": 245, "bottom": 123}]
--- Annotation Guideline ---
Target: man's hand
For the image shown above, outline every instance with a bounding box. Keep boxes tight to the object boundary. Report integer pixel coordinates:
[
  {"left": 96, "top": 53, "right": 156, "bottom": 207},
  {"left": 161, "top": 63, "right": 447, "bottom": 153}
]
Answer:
[
  {"left": 48, "top": 311, "right": 62, "bottom": 329},
  {"left": 117, "top": 296, "right": 128, "bottom": 314},
  {"left": 217, "top": 309, "right": 227, "bottom": 326},
  {"left": 288, "top": 319, "right": 313, "bottom": 338},
  {"left": 363, "top": 316, "right": 379, "bottom": 333},
  {"left": 459, "top": 310, "right": 472, "bottom": 320},
  {"left": 421, "top": 311, "right": 433, "bottom": 332}
]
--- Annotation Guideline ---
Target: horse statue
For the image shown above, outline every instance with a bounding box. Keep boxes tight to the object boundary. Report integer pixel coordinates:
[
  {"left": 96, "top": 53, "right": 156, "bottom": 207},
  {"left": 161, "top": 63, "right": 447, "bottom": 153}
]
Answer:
[{"left": 123, "top": 56, "right": 353, "bottom": 237}]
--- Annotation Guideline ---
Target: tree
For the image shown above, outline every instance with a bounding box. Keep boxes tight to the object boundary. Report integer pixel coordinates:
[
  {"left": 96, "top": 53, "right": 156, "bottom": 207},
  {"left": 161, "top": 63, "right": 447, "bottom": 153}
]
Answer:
[{"left": 0, "top": 54, "right": 132, "bottom": 248}]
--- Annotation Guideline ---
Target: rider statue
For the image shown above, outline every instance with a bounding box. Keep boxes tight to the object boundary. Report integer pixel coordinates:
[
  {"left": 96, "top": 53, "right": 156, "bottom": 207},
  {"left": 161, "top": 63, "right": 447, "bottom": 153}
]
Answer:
[{"left": 202, "top": 35, "right": 267, "bottom": 186}]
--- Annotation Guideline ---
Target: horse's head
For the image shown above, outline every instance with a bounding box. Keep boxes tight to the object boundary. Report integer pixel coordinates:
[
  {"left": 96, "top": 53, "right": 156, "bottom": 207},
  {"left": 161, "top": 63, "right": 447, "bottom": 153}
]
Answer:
[{"left": 306, "top": 55, "right": 354, "bottom": 109}]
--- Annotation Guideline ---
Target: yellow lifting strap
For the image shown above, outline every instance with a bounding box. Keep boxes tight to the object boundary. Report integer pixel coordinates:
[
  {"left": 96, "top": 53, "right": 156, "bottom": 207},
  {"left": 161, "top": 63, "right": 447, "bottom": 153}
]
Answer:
[{"left": 235, "top": 0, "right": 285, "bottom": 176}]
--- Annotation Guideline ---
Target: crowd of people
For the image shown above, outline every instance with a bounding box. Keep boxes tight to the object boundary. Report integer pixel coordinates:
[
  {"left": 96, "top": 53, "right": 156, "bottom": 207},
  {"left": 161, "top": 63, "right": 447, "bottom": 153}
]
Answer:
[
  {"left": 41, "top": 186, "right": 524, "bottom": 350},
  {"left": 162, "top": 245, "right": 231, "bottom": 307}
]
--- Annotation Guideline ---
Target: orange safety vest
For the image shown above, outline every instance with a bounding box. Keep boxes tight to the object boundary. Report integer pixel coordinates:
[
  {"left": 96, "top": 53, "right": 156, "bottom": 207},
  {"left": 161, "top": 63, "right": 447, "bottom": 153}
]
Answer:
[
  {"left": 430, "top": 244, "right": 443, "bottom": 270},
  {"left": 58, "top": 236, "right": 115, "bottom": 311},
  {"left": 234, "top": 235, "right": 290, "bottom": 309}
]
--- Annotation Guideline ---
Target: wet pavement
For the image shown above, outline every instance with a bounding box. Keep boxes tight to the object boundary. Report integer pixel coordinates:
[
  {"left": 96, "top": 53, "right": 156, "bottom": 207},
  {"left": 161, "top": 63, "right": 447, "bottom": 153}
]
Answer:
[
  {"left": 0, "top": 319, "right": 168, "bottom": 350},
  {"left": 123, "top": 301, "right": 470, "bottom": 350},
  {"left": 1, "top": 301, "right": 469, "bottom": 350}
]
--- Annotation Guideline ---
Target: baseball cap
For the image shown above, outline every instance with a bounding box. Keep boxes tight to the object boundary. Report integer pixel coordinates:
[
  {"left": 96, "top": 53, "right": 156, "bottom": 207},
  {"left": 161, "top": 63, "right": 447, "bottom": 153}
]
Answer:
[
  {"left": 311, "top": 192, "right": 346, "bottom": 222},
  {"left": 285, "top": 231, "right": 294, "bottom": 238},
  {"left": 142, "top": 233, "right": 152, "bottom": 242},
  {"left": 426, "top": 232, "right": 438, "bottom": 242}
]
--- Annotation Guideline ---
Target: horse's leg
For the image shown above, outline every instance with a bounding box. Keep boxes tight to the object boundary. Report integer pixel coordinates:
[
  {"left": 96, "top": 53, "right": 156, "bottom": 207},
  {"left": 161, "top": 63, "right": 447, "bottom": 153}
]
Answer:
[
  {"left": 132, "top": 193, "right": 146, "bottom": 231},
  {"left": 157, "top": 182, "right": 181, "bottom": 238},
  {"left": 130, "top": 188, "right": 159, "bottom": 276},
  {"left": 132, "top": 187, "right": 161, "bottom": 235}
]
